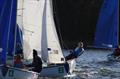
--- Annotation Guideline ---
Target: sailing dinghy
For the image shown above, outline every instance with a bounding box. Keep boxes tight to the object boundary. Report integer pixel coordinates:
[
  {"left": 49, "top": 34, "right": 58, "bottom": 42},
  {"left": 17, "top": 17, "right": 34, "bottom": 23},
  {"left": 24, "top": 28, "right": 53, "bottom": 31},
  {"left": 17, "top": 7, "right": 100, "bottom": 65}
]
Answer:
[{"left": 0, "top": 0, "right": 76, "bottom": 78}]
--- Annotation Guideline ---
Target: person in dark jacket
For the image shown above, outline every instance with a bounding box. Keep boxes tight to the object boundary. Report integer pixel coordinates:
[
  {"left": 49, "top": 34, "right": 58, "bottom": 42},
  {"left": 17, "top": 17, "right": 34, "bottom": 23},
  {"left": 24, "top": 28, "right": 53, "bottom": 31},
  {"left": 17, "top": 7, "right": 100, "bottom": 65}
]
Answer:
[{"left": 27, "top": 49, "right": 42, "bottom": 73}]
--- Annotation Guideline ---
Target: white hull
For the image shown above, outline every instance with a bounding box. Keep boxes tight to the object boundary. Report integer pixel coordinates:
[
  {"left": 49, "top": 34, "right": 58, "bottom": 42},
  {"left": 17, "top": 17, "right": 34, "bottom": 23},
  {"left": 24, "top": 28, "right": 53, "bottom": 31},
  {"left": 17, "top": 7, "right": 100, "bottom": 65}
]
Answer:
[
  {"left": 40, "top": 65, "right": 67, "bottom": 77},
  {"left": 0, "top": 66, "right": 38, "bottom": 79},
  {"left": 0, "top": 65, "right": 67, "bottom": 79}
]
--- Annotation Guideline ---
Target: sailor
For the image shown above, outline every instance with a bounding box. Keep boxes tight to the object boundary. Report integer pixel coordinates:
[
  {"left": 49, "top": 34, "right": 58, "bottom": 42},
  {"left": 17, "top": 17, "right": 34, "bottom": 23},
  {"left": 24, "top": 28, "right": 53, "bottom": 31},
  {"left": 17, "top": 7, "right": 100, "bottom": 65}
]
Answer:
[
  {"left": 14, "top": 54, "right": 23, "bottom": 68},
  {"left": 64, "top": 61, "right": 70, "bottom": 74},
  {"left": 110, "top": 46, "right": 120, "bottom": 59},
  {"left": 26, "top": 49, "right": 42, "bottom": 73},
  {"left": 65, "top": 41, "right": 84, "bottom": 61}
]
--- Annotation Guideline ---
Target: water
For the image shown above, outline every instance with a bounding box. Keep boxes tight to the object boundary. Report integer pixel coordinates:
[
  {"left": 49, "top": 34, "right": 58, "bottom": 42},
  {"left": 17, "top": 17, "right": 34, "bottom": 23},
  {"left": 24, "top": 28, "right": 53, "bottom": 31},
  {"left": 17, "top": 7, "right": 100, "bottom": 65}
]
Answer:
[{"left": 40, "top": 49, "right": 120, "bottom": 79}]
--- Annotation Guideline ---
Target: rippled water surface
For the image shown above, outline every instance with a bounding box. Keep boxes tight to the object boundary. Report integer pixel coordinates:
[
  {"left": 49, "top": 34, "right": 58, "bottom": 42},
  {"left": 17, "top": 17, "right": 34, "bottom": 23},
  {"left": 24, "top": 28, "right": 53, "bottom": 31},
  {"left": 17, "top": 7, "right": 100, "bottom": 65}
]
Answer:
[{"left": 40, "top": 49, "right": 120, "bottom": 79}]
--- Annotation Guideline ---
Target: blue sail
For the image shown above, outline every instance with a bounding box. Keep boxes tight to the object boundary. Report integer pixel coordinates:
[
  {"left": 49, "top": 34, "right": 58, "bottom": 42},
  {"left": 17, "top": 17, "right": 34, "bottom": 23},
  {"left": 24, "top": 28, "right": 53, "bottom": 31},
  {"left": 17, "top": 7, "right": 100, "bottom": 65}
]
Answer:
[
  {"left": 0, "top": 0, "right": 17, "bottom": 64},
  {"left": 94, "top": 0, "right": 119, "bottom": 48}
]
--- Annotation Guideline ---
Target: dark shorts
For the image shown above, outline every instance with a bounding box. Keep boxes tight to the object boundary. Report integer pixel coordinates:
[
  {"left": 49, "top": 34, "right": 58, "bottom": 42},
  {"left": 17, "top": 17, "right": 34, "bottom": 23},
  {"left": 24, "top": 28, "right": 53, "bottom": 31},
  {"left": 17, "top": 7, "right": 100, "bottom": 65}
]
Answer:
[
  {"left": 65, "top": 53, "right": 77, "bottom": 61},
  {"left": 32, "top": 67, "right": 42, "bottom": 73}
]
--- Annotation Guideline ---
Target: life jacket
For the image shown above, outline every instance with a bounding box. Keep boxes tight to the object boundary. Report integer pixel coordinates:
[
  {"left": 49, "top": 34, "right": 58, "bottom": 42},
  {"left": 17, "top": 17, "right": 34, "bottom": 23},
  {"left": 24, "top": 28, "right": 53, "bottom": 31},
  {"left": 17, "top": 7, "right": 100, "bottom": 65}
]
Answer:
[
  {"left": 74, "top": 47, "right": 84, "bottom": 57},
  {"left": 14, "top": 60, "right": 23, "bottom": 68}
]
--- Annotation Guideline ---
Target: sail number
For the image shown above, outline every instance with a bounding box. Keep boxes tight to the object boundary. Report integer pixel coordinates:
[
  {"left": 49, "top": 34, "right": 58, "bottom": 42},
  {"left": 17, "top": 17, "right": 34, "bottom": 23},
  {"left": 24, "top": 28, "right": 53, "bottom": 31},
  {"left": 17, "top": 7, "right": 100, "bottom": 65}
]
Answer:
[
  {"left": 58, "top": 67, "right": 64, "bottom": 73},
  {"left": 8, "top": 69, "right": 14, "bottom": 77}
]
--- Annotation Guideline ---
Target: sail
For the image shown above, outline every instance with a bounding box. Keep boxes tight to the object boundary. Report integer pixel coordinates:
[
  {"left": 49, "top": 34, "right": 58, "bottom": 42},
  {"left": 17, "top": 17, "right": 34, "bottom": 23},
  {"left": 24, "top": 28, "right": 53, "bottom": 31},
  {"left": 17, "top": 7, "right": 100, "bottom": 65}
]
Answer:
[
  {"left": 94, "top": 0, "right": 119, "bottom": 48},
  {"left": 41, "top": 0, "right": 65, "bottom": 63},
  {"left": 41, "top": 0, "right": 48, "bottom": 62},
  {"left": 22, "top": 0, "right": 65, "bottom": 63},
  {"left": 22, "top": 0, "right": 45, "bottom": 60},
  {"left": 16, "top": 0, "right": 24, "bottom": 46},
  {"left": 17, "top": 0, "right": 24, "bottom": 30},
  {"left": 0, "top": 0, "right": 17, "bottom": 64}
]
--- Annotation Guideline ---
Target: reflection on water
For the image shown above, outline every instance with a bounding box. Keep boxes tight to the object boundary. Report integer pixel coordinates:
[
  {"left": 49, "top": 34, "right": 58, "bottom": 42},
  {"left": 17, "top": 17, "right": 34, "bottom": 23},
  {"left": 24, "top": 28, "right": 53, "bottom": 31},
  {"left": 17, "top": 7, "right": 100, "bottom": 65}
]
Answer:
[{"left": 39, "top": 49, "right": 120, "bottom": 79}]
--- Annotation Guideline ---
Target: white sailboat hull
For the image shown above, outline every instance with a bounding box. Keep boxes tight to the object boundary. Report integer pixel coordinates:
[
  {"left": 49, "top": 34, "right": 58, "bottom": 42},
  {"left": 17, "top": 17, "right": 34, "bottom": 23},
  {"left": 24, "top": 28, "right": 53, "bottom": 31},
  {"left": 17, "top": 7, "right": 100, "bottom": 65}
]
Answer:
[
  {"left": 0, "top": 66, "right": 38, "bottom": 79},
  {"left": 40, "top": 65, "right": 67, "bottom": 77},
  {"left": 0, "top": 65, "right": 67, "bottom": 78}
]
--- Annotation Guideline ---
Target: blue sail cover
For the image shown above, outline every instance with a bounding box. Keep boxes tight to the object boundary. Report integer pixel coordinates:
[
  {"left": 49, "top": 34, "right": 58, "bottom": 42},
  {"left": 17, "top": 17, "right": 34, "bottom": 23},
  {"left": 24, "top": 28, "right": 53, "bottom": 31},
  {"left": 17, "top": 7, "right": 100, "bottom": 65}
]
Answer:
[
  {"left": 94, "top": 0, "right": 118, "bottom": 48},
  {"left": 0, "top": 0, "right": 17, "bottom": 64}
]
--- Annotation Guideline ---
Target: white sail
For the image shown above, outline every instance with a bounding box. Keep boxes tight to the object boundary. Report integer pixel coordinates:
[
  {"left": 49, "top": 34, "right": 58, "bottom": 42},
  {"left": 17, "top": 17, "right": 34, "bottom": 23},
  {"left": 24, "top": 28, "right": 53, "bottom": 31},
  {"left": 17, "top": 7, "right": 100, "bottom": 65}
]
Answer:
[
  {"left": 17, "top": 0, "right": 23, "bottom": 30},
  {"left": 21, "top": 0, "right": 65, "bottom": 63},
  {"left": 22, "top": 0, "right": 45, "bottom": 60},
  {"left": 41, "top": 0, "right": 65, "bottom": 63},
  {"left": 45, "top": 0, "right": 65, "bottom": 64}
]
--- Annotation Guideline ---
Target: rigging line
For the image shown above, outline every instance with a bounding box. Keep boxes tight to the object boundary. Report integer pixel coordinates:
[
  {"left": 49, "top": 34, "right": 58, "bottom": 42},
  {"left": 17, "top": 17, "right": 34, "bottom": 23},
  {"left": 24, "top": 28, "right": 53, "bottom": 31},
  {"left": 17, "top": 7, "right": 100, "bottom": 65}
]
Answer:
[
  {"left": 0, "top": 0, "right": 7, "bottom": 24},
  {"left": 6, "top": 0, "right": 14, "bottom": 63}
]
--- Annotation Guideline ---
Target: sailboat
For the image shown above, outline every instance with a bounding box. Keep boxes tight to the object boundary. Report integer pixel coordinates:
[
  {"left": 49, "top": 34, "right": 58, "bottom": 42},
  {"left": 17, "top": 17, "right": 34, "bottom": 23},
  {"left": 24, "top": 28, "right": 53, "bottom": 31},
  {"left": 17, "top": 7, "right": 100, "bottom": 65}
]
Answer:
[{"left": 0, "top": 0, "right": 75, "bottom": 78}]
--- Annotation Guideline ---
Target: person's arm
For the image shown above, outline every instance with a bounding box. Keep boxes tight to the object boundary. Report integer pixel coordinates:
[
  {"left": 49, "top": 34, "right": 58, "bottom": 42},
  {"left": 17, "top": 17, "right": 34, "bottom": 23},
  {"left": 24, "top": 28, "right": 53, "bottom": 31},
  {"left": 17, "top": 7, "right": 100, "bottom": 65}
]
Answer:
[{"left": 78, "top": 48, "right": 84, "bottom": 56}]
